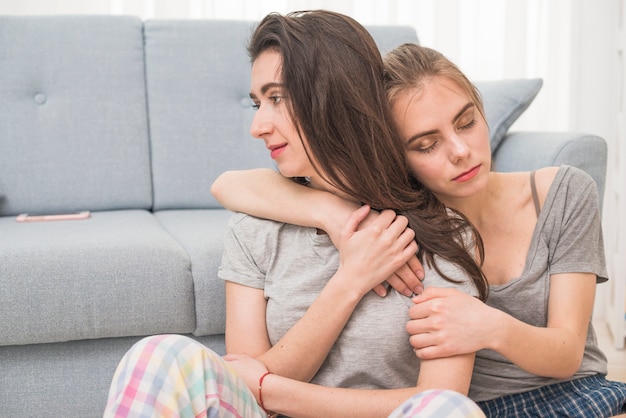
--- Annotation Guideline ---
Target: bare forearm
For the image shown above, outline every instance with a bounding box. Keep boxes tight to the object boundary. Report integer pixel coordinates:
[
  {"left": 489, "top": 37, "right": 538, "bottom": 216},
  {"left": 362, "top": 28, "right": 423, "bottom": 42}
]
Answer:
[
  {"left": 263, "top": 354, "right": 475, "bottom": 418},
  {"left": 257, "top": 270, "right": 365, "bottom": 382},
  {"left": 490, "top": 310, "right": 585, "bottom": 378},
  {"left": 211, "top": 169, "right": 352, "bottom": 235},
  {"left": 263, "top": 375, "right": 422, "bottom": 418}
]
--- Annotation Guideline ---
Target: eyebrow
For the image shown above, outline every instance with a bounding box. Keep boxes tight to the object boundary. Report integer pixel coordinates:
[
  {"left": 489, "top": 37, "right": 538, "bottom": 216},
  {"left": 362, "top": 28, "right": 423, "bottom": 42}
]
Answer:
[
  {"left": 249, "top": 82, "right": 283, "bottom": 99},
  {"left": 406, "top": 102, "right": 475, "bottom": 145}
]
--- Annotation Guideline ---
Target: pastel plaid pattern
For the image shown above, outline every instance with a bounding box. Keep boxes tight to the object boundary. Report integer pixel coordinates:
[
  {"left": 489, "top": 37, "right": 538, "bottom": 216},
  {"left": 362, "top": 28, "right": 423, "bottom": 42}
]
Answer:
[
  {"left": 104, "top": 335, "right": 266, "bottom": 418},
  {"left": 389, "top": 389, "right": 486, "bottom": 418},
  {"left": 104, "top": 335, "right": 486, "bottom": 417}
]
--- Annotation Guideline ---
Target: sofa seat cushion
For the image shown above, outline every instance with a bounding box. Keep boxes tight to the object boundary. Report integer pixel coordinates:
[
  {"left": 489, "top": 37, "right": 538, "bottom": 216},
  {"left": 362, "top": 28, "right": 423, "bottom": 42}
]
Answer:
[
  {"left": 0, "top": 210, "right": 195, "bottom": 346},
  {"left": 154, "top": 209, "right": 233, "bottom": 336}
]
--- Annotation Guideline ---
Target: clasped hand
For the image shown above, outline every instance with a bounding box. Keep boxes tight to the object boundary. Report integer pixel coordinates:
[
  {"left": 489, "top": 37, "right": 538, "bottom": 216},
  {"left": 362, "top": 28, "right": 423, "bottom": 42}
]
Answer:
[
  {"left": 407, "top": 287, "right": 492, "bottom": 359},
  {"left": 336, "top": 205, "right": 423, "bottom": 298}
]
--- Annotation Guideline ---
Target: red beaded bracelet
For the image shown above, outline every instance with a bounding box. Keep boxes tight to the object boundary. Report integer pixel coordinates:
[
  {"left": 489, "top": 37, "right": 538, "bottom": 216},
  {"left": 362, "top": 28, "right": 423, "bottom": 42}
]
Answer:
[{"left": 258, "top": 371, "right": 273, "bottom": 414}]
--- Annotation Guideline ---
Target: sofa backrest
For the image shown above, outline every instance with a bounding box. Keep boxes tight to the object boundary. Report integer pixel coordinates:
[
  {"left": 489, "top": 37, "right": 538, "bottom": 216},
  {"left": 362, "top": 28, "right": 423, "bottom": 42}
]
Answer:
[
  {"left": 145, "top": 20, "right": 272, "bottom": 211},
  {"left": 145, "top": 20, "right": 420, "bottom": 211},
  {"left": 0, "top": 17, "right": 420, "bottom": 215},
  {"left": 0, "top": 16, "right": 153, "bottom": 217}
]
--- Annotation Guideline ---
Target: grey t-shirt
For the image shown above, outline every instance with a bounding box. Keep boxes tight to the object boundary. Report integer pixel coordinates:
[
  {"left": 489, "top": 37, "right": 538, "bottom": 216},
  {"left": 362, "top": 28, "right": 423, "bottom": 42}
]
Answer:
[
  {"left": 469, "top": 165, "right": 609, "bottom": 402},
  {"left": 218, "top": 212, "right": 476, "bottom": 389}
]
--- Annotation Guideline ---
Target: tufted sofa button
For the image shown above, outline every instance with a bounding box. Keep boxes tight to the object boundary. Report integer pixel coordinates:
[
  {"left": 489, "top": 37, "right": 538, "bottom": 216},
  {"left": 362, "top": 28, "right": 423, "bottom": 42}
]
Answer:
[
  {"left": 34, "top": 93, "right": 47, "bottom": 105},
  {"left": 240, "top": 97, "right": 253, "bottom": 108}
]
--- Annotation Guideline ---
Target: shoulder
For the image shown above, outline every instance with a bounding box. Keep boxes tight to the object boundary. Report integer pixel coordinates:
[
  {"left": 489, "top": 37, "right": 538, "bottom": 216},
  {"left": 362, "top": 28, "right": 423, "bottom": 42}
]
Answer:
[
  {"left": 532, "top": 166, "right": 560, "bottom": 203},
  {"left": 531, "top": 165, "right": 598, "bottom": 206},
  {"left": 544, "top": 165, "right": 597, "bottom": 197},
  {"left": 226, "top": 212, "right": 286, "bottom": 241},
  {"left": 228, "top": 211, "right": 282, "bottom": 227},
  {"left": 423, "top": 255, "right": 480, "bottom": 298},
  {"left": 536, "top": 165, "right": 600, "bottom": 220}
]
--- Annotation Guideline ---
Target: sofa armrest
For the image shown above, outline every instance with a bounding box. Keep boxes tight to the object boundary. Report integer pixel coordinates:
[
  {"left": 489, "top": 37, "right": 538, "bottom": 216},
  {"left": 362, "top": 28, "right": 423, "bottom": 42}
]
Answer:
[{"left": 492, "top": 131, "right": 608, "bottom": 208}]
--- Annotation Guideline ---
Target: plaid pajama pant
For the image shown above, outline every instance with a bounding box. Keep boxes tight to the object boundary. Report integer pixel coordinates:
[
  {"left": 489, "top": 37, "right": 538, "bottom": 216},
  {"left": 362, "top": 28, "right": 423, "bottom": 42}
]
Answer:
[
  {"left": 104, "top": 334, "right": 264, "bottom": 418},
  {"left": 476, "top": 374, "right": 626, "bottom": 417},
  {"left": 104, "top": 334, "right": 485, "bottom": 418}
]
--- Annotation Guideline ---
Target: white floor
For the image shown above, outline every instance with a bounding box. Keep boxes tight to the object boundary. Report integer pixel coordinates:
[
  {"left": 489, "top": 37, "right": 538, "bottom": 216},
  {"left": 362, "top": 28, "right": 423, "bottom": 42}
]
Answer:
[{"left": 595, "top": 319, "right": 626, "bottom": 382}]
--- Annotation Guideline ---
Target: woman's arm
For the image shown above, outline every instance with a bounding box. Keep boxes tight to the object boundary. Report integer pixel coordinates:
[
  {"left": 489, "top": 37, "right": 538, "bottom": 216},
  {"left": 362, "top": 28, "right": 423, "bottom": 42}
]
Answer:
[
  {"left": 211, "top": 168, "right": 355, "bottom": 244},
  {"left": 224, "top": 352, "right": 475, "bottom": 418},
  {"left": 407, "top": 273, "right": 595, "bottom": 379},
  {"left": 212, "top": 168, "right": 425, "bottom": 296},
  {"left": 226, "top": 206, "right": 419, "bottom": 382},
  {"left": 494, "top": 273, "right": 594, "bottom": 378}
]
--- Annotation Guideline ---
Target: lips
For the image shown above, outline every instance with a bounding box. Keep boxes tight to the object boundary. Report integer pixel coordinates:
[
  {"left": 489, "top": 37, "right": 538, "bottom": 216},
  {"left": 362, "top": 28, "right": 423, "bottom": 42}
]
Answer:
[
  {"left": 453, "top": 164, "right": 481, "bottom": 182},
  {"left": 268, "top": 144, "right": 287, "bottom": 159}
]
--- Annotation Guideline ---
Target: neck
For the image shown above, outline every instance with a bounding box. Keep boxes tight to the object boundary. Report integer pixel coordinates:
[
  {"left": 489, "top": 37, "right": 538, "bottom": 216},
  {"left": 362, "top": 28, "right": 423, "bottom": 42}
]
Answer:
[
  {"left": 308, "top": 175, "right": 356, "bottom": 203},
  {"left": 441, "top": 172, "right": 502, "bottom": 228}
]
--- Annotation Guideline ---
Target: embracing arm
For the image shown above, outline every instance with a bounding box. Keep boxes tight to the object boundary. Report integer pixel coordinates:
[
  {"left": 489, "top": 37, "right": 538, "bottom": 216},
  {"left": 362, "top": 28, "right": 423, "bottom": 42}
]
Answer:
[
  {"left": 226, "top": 206, "right": 418, "bottom": 382},
  {"left": 407, "top": 273, "right": 595, "bottom": 379},
  {"left": 224, "top": 352, "right": 475, "bottom": 418},
  {"left": 211, "top": 168, "right": 355, "bottom": 244},
  {"left": 492, "top": 273, "right": 594, "bottom": 378},
  {"left": 213, "top": 169, "right": 424, "bottom": 296}
]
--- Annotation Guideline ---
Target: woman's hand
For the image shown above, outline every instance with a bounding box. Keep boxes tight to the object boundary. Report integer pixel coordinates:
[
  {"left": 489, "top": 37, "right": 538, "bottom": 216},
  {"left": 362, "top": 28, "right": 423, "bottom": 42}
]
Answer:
[
  {"left": 406, "top": 287, "right": 494, "bottom": 359},
  {"left": 223, "top": 353, "right": 269, "bottom": 401},
  {"left": 349, "top": 207, "right": 423, "bottom": 298},
  {"left": 336, "top": 205, "right": 419, "bottom": 297},
  {"left": 378, "top": 255, "right": 424, "bottom": 297}
]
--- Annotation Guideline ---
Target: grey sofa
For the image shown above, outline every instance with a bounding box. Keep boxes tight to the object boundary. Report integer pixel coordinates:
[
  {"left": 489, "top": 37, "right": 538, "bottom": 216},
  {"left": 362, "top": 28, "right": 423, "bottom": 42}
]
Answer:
[{"left": 0, "top": 15, "right": 606, "bottom": 417}]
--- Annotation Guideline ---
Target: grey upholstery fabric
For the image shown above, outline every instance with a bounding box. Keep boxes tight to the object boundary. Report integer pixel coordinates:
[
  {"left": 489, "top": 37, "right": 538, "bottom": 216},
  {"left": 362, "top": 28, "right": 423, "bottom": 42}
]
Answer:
[
  {"left": 0, "top": 210, "right": 195, "bottom": 345},
  {"left": 0, "top": 16, "right": 152, "bottom": 216},
  {"left": 367, "top": 24, "right": 420, "bottom": 53},
  {"left": 145, "top": 20, "right": 273, "bottom": 211},
  {"left": 475, "top": 79, "right": 544, "bottom": 151},
  {"left": 0, "top": 334, "right": 225, "bottom": 418},
  {"left": 493, "top": 131, "right": 608, "bottom": 209},
  {"left": 154, "top": 209, "right": 233, "bottom": 336}
]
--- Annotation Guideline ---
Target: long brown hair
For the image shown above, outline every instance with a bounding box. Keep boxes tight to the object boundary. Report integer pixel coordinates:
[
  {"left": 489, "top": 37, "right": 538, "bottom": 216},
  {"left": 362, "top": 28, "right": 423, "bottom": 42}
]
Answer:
[{"left": 248, "top": 11, "right": 488, "bottom": 300}]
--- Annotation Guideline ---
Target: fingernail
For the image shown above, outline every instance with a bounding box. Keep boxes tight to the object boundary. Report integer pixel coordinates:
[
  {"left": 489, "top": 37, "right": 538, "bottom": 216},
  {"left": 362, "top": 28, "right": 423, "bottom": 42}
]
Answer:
[
  {"left": 414, "top": 286, "right": 422, "bottom": 295},
  {"left": 417, "top": 271, "right": 425, "bottom": 280},
  {"left": 403, "top": 289, "right": 413, "bottom": 297},
  {"left": 377, "top": 288, "right": 387, "bottom": 297}
]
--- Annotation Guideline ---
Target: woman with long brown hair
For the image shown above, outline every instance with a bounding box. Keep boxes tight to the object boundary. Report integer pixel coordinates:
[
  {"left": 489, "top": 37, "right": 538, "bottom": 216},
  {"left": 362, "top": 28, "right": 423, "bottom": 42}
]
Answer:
[{"left": 104, "top": 10, "right": 486, "bottom": 418}]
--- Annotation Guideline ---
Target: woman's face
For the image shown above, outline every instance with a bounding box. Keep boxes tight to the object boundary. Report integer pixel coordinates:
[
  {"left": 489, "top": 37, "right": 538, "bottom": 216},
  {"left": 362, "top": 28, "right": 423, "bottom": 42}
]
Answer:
[
  {"left": 391, "top": 76, "right": 492, "bottom": 206},
  {"left": 249, "top": 50, "right": 316, "bottom": 179}
]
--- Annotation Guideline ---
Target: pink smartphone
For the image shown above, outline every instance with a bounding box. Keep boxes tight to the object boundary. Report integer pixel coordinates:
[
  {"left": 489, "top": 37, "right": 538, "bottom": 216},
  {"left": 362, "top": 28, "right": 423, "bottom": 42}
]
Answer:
[{"left": 15, "top": 211, "right": 91, "bottom": 222}]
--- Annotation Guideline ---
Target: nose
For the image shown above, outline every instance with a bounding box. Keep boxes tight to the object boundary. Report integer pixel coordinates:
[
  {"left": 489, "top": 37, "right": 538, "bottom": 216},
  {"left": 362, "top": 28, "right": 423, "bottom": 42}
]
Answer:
[
  {"left": 449, "top": 134, "right": 470, "bottom": 163},
  {"left": 250, "top": 108, "right": 272, "bottom": 139}
]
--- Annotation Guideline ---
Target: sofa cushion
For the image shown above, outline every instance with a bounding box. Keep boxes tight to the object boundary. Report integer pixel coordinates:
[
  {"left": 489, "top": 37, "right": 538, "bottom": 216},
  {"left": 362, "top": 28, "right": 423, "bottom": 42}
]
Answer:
[
  {"left": 0, "top": 210, "right": 195, "bottom": 346},
  {"left": 145, "top": 20, "right": 274, "bottom": 211},
  {"left": 367, "top": 24, "right": 420, "bottom": 54},
  {"left": 0, "top": 334, "right": 226, "bottom": 417},
  {"left": 154, "top": 209, "right": 234, "bottom": 336},
  {"left": 0, "top": 16, "right": 152, "bottom": 217},
  {"left": 145, "top": 21, "right": 420, "bottom": 212},
  {"left": 475, "top": 78, "right": 543, "bottom": 152}
]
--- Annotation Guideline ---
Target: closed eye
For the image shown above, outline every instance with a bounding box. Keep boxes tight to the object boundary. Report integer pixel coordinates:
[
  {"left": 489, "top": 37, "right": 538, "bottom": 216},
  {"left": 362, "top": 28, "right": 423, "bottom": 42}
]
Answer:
[
  {"left": 417, "top": 141, "right": 438, "bottom": 154},
  {"left": 459, "top": 119, "right": 477, "bottom": 130}
]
